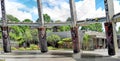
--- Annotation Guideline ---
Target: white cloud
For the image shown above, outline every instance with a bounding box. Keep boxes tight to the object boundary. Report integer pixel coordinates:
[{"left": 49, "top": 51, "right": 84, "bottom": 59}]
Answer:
[
  {"left": 0, "top": 0, "right": 33, "bottom": 21},
  {"left": 0, "top": 0, "right": 120, "bottom": 31},
  {"left": 41, "top": 0, "right": 105, "bottom": 21}
]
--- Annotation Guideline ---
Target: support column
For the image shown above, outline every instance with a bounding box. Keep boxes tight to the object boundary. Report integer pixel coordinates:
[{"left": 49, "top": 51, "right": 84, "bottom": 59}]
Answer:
[
  {"left": 38, "top": 27, "right": 48, "bottom": 53},
  {"left": 71, "top": 26, "right": 80, "bottom": 53},
  {"left": 104, "top": 0, "right": 118, "bottom": 56},
  {"left": 104, "top": 22, "right": 115, "bottom": 55},
  {"left": 1, "top": 0, "right": 11, "bottom": 53},
  {"left": 69, "top": 0, "right": 80, "bottom": 54},
  {"left": 1, "top": 26, "right": 11, "bottom": 53}
]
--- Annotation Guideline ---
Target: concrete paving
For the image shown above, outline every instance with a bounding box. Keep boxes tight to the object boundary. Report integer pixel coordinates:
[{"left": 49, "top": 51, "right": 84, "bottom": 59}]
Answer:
[{"left": 0, "top": 49, "right": 120, "bottom": 61}]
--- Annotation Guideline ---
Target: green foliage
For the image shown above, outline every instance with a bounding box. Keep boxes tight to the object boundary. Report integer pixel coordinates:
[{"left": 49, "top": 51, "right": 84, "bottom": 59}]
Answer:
[
  {"left": 36, "top": 14, "right": 51, "bottom": 23},
  {"left": 18, "top": 47, "right": 26, "bottom": 50},
  {"left": 81, "top": 23, "right": 103, "bottom": 32},
  {"left": 23, "top": 19, "right": 33, "bottom": 23},
  {"left": 8, "top": 15, "right": 38, "bottom": 46},
  {"left": 29, "top": 44, "right": 39, "bottom": 50},
  {"left": 58, "top": 38, "right": 72, "bottom": 49},
  {"left": 83, "top": 34, "right": 91, "bottom": 50},
  {"left": 0, "top": 48, "right": 3, "bottom": 51},
  {"left": 43, "top": 14, "right": 51, "bottom": 23},
  {"left": 7, "top": 14, "right": 20, "bottom": 22},
  {"left": 47, "top": 34, "right": 61, "bottom": 42},
  {"left": 118, "top": 27, "right": 120, "bottom": 34},
  {"left": 48, "top": 46, "right": 57, "bottom": 50},
  {"left": 59, "top": 26, "right": 71, "bottom": 31},
  {"left": 66, "top": 17, "right": 71, "bottom": 22},
  {"left": 62, "top": 38, "right": 72, "bottom": 42},
  {"left": 58, "top": 41, "right": 64, "bottom": 45},
  {"left": 11, "top": 47, "right": 17, "bottom": 50}
]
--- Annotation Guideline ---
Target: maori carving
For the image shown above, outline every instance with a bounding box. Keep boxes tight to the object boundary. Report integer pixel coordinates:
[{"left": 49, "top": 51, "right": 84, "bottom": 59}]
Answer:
[
  {"left": 71, "top": 26, "right": 80, "bottom": 53},
  {"left": 104, "top": 22, "right": 115, "bottom": 55},
  {"left": 38, "top": 27, "right": 48, "bottom": 53}
]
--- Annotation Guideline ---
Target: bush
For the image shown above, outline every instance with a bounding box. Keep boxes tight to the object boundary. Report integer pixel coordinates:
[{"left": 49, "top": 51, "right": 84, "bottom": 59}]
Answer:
[
  {"left": 47, "top": 34, "right": 61, "bottom": 47},
  {"left": 58, "top": 41, "right": 64, "bottom": 45},
  {"left": 0, "top": 48, "right": 3, "bottom": 51},
  {"left": 62, "top": 38, "right": 72, "bottom": 42},
  {"left": 26, "top": 48, "right": 32, "bottom": 50},
  {"left": 58, "top": 38, "right": 72, "bottom": 49},
  {"left": 47, "top": 34, "right": 61, "bottom": 42},
  {"left": 48, "top": 46, "right": 57, "bottom": 50},
  {"left": 11, "top": 47, "right": 17, "bottom": 50},
  {"left": 18, "top": 47, "right": 25, "bottom": 50},
  {"left": 29, "top": 44, "right": 39, "bottom": 50}
]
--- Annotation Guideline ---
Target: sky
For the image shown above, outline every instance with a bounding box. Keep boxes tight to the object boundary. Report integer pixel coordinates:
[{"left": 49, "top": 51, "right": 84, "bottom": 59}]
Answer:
[{"left": 0, "top": 0, "right": 120, "bottom": 30}]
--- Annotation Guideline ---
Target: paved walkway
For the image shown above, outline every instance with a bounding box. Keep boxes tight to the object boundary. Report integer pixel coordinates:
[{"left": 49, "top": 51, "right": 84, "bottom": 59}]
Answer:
[{"left": 0, "top": 49, "right": 120, "bottom": 61}]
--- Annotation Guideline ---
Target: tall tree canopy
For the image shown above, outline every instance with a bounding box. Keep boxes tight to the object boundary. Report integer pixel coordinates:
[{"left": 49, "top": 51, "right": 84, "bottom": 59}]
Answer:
[
  {"left": 36, "top": 14, "right": 51, "bottom": 23},
  {"left": 66, "top": 17, "right": 71, "bottom": 22},
  {"left": 7, "top": 15, "right": 20, "bottom": 22},
  {"left": 23, "top": 19, "right": 33, "bottom": 23}
]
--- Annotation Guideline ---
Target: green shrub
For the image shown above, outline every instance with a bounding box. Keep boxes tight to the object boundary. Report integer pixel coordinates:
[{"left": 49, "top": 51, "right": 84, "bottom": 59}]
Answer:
[
  {"left": 26, "top": 48, "right": 32, "bottom": 50},
  {"left": 30, "top": 44, "right": 39, "bottom": 50},
  {"left": 62, "top": 38, "right": 72, "bottom": 42},
  {"left": 18, "top": 47, "right": 25, "bottom": 50},
  {"left": 58, "top": 41, "right": 64, "bottom": 45},
  {"left": 48, "top": 46, "right": 57, "bottom": 50},
  {"left": 11, "top": 47, "right": 17, "bottom": 50},
  {"left": 47, "top": 34, "right": 61, "bottom": 42},
  {"left": 47, "top": 34, "right": 61, "bottom": 47},
  {"left": 0, "top": 48, "right": 3, "bottom": 51}
]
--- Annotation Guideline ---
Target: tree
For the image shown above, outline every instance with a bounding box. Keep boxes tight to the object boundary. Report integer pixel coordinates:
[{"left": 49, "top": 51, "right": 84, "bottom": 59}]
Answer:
[
  {"left": 66, "top": 17, "right": 71, "bottom": 22},
  {"left": 81, "top": 23, "right": 103, "bottom": 32},
  {"left": 23, "top": 19, "right": 33, "bottom": 23},
  {"left": 36, "top": 14, "right": 51, "bottom": 23},
  {"left": 7, "top": 15, "right": 20, "bottom": 22},
  {"left": 43, "top": 14, "right": 51, "bottom": 23},
  {"left": 83, "top": 34, "right": 90, "bottom": 50},
  {"left": 59, "top": 25, "right": 71, "bottom": 31}
]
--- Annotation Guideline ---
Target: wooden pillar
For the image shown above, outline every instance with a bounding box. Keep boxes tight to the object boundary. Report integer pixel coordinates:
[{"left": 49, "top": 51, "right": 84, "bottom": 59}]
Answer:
[
  {"left": 38, "top": 27, "right": 48, "bottom": 53},
  {"left": 1, "top": 0, "right": 11, "bottom": 53},
  {"left": 69, "top": 0, "right": 80, "bottom": 53},
  {"left": 104, "top": 22, "right": 115, "bottom": 55},
  {"left": 37, "top": 0, "right": 48, "bottom": 53},
  {"left": 104, "top": 0, "right": 118, "bottom": 56},
  {"left": 71, "top": 26, "right": 80, "bottom": 53}
]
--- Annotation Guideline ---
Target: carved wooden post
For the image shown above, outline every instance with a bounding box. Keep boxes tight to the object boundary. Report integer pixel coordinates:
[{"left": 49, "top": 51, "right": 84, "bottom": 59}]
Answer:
[
  {"left": 38, "top": 27, "right": 48, "bottom": 53},
  {"left": 71, "top": 26, "right": 80, "bottom": 53},
  {"left": 37, "top": 0, "right": 48, "bottom": 53},
  {"left": 104, "top": 0, "right": 118, "bottom": 56},
  {"left": 1, "top": 0, "right": 11, "bottom": 53},
  {"left": 69, "top": 0, "right": 80, "bottom": 53}
]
